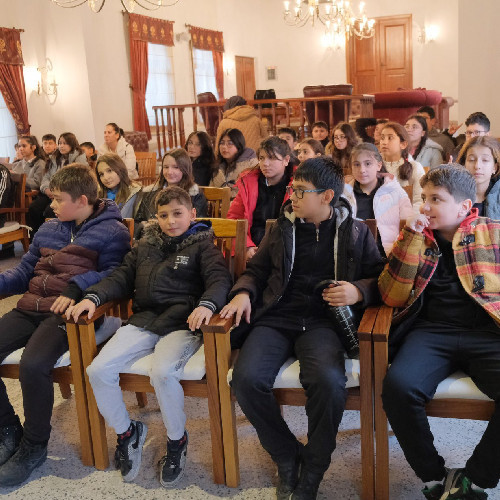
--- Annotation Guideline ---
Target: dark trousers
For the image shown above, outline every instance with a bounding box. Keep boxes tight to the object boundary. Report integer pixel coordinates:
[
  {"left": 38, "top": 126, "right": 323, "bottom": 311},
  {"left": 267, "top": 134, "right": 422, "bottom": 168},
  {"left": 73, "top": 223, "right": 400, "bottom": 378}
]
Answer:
[
  {"left": 382, "top": 324, "right": 500, "bottom": 489},
  {"left": 232, "top": 325, "right": 347, "bottom": 475},
  {"left": 27, "top": 193, "right": 52, "bottom": 236},
  {"left": 0, "top": 308, "right": 69, "bottom": 443}
]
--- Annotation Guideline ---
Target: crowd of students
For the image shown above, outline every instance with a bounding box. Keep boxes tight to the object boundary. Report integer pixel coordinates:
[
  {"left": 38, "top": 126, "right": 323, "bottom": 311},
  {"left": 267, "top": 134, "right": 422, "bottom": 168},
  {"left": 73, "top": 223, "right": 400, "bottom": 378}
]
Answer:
[{"left": 0, "top": 102, "right": 498, "bottom": 500}]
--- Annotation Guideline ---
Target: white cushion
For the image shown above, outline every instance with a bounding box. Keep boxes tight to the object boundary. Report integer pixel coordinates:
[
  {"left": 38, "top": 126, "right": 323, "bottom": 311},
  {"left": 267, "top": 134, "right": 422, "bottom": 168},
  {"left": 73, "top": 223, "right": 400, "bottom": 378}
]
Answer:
[
  {"left": 434, "top": 371, "right": 492, "bottom": 401},
  {"left": 0, "top": 221, "right": 20, "bottom": 234},
  {"left": 227, "top": 356, "right": 361, "bottom": 389},
  {"left": 1, "top": 316, "right": 122, "bottom": 369},
  {"left": 121, "top": 344, "right": 206, "bottom": 381}
]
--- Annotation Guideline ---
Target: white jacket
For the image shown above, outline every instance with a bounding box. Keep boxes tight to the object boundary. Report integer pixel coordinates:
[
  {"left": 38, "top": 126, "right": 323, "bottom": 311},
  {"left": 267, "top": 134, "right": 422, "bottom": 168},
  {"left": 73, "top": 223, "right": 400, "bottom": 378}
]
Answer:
[{"left": 98, "top": 136, "right": 138, "bottom": 180}]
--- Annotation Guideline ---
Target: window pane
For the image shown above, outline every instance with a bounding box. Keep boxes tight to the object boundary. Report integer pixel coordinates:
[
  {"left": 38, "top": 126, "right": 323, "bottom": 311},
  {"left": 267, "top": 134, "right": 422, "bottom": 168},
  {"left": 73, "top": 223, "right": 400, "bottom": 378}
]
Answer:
[
  {"left": 0, "top": 92, "right": 17, "bottom": 161},
  {"left": 193, "top": 48, "right": 218, "bottom": 101}
]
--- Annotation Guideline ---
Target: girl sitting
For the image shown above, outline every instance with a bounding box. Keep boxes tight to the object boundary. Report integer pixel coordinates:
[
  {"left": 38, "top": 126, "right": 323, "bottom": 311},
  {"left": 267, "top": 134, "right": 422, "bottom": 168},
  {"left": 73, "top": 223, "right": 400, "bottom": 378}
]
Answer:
[
  {"left": 227, "top": 137, "right": 292, "bottom": 261},
  {"left": 136, "top": 148, "right": 208, "bottom": 229},
  {"left": 98, "top": 123, "right": 137, "bottom": 180},
  {"left": 185, "top": 131, "right": 217, "bottom": 186},
  {"left": 344, "top": 143, "right": 413, "bottom": 257},
  {"left": 404, "top": 114, "right": 443, "bottom": 169},
  {"left": 12, "top": 136, "right": 45, "bottom": 191},
  {"left": 458, "top": 136, "right": 500, "bottom": 219},
  {"left": 379, "top": 121, "right": 426, "bottom": 212},
  {"left": 296, "top": 138, "right": 324, "bottom": 163},
  {"left": 210, "top": 128, "right": 258, "bottom": 198},
  {"left": 96, "top": 153, "right": 142, "bottom": 218},
  {"left": 325, "top": 122, "right": 359, "bottom": 175}
]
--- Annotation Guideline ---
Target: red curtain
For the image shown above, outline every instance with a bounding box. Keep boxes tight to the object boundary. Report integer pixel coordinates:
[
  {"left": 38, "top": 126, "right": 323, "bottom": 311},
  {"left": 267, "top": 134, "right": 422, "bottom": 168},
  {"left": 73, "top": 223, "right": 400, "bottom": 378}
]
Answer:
[
  {"left": 212, "top": 50, "right": 224, "bottom": 101},
  {"left": 0, "top": 28, "right": 30, "bottom": 135}
]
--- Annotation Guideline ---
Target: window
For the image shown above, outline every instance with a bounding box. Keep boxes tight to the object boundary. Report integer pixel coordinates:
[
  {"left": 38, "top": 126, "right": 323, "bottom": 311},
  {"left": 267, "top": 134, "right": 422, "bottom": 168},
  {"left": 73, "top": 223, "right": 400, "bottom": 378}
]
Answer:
[
  {"left": 145, "top": 43, "right": 176, "bottom": 127},
  {"left": 0, "top": 92, "right": 18, "bottom": 161},
  {"left": 192, "top": 48, "right": 218, "bottom": 100}
]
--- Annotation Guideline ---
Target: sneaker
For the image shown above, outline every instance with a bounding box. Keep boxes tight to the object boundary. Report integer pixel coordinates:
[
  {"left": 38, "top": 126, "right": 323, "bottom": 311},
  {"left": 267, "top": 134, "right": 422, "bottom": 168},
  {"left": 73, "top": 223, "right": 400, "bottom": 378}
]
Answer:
[
  {"left": 276, "top": 445, "right": 302, "bottom": 500},
  {"left": 440, "top": 468, "right": 488, "bottom": 500},
  {"left": 422, "top": 483, "right": 445, "bottom": 500},
  {"left": 0, "top": 438, "right": 47, "bottom": 486},
  {"left": 159, "top": 431, "right": 188, "bottom": 487},
  {"left": 0, "top": 423, "right": 23, "bottom": 467},
  {"left": 114, "top": 420, "right": 148, "bottom": 482},
  {"left": 290, "top": 468, "right": 324, "bottom": 500}
]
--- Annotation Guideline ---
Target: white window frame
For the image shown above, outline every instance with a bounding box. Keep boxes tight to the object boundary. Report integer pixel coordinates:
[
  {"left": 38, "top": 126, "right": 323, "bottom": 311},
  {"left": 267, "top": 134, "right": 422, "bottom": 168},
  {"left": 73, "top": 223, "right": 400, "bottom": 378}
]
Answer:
[
  {"left": 0, "top": 92, "right": 18, "bottom": 161},
  {"left": 192, "top": 47, "right": 218, "bottom": 100}
]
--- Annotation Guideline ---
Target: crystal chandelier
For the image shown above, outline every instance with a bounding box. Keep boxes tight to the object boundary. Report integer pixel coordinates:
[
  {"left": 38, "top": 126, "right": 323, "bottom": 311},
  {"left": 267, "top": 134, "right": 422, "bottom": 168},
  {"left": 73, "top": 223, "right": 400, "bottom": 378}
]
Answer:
[
  {"left": 50, "top": 0, "right": 179, "bottom": 13},
  {"left": 283, "top": 0, "right": 375, "bottom": 40}
]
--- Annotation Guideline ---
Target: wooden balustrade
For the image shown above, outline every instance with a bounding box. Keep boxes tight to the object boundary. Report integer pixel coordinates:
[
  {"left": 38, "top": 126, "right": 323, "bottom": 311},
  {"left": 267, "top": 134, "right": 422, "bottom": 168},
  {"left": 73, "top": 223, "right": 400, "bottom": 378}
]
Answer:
[{"left": 153, "top": 94, "right": 374, "bottom": 158}]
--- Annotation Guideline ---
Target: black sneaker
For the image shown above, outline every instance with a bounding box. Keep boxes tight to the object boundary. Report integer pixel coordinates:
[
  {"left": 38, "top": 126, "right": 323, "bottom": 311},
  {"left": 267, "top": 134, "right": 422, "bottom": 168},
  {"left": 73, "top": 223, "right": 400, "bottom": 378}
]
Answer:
[
  {"left": 0, "top": 423, "right": 23, "bottom": 467},
  {"left": 422, "top": 483, "right": 445, "bottom": 499},
  {"left": 159, "top": 431, "right": 188, "bottom": 487},
  {"left": 276, "top": 445, "right": 303, "bottom": 500},
  {"left": 114, "top": 420, "right": 148, "bottom": 482},
  {"left": 440, "top": 468, "right": 488, "bottom": 500},
  {"left": 0, "top": 438, "right": 47, "bottom": 486},
  {"left": 291, "top": 468, "right": 323, "bottom": 500}
]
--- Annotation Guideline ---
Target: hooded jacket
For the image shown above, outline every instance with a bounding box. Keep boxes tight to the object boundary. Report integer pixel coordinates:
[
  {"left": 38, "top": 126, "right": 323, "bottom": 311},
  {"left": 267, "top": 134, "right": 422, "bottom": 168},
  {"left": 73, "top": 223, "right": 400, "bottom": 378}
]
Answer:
[
  {"left": 105, "top": 182, "right": 142, "bottom": 219},
  {"left": 12, "top": 157, "right": 45, "bottom": 191},
  {"left": 215, "top": 105, "right": 268, "bottom": 152},
  {"left": 40, "top": 150, "right": 88, "bottom": 194},
  {"left": 482, "top": 176, "right": 500, "bottom": 221},
  {"left": 412, "top": 138, "right": 443, "bottom": 170},
  {"left": 83, "top": 220, "right": 232, "bottom": 336},
  {"left": 0, "top": 199, "right": 131, "bottom": 312},
  {"left": 98, "top": 137, "right": 138, "bottom": 180}
]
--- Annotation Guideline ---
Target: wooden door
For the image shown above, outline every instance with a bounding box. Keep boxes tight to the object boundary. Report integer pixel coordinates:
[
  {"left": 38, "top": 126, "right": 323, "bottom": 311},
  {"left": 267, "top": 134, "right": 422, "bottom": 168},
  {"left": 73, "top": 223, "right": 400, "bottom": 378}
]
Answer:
[
  {"left": 347, "top": 14, "right": 412, "bottom": 93},
  {"left": 235, "top": 56, "right": 256, "bottom": 101}
]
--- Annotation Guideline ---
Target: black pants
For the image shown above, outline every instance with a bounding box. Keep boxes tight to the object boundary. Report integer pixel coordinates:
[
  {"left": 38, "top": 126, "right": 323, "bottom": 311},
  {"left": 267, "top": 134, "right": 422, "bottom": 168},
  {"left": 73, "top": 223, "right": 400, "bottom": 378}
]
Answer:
[
  {"left": 382, "top": 323, "right": 500, "bottom": 489},
  {"left": 0, "top": 308, "right": 69, "bottom": 443},
  {"left": 27, "top": 193, "right": 52, "bottom": 236},
  {"left": 232, "top": 325, "right": 347, "bottom": 475}
]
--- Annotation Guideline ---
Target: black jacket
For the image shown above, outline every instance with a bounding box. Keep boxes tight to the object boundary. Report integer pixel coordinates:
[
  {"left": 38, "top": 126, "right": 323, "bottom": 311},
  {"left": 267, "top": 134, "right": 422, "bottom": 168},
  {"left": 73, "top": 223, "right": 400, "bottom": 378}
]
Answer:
[{"left": 84, "top": 220, "right": 232, "bottom": 335}]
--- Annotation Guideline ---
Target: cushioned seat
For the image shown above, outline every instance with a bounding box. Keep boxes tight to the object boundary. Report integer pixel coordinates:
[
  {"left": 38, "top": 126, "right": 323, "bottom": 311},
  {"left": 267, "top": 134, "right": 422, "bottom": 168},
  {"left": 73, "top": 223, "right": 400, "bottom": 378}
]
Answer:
[{"left": 434, "top": 371, "right": 491, "bottom": 401}]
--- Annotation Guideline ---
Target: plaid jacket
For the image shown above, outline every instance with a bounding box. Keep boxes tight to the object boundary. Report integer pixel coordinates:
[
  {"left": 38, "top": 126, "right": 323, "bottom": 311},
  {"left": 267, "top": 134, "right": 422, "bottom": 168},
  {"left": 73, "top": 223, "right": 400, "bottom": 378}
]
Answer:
[{"left": 378, "top": 209, "right": 500, "bottom": 327}]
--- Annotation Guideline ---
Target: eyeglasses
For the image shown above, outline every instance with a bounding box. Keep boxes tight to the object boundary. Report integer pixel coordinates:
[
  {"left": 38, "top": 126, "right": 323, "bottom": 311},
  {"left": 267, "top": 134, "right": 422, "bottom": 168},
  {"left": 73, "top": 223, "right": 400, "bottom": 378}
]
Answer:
[
  {"left": 219, "top": 140, "right": 235, "bottom": 147},
  {"left": 333, "top": 135, "right": 346, "bottom": 141},
  {"left": 465, "top": 130, "right": 487, "bottom": 138},
  {"left": 286, "top": 186, "right": 326, "bottom": 199}
]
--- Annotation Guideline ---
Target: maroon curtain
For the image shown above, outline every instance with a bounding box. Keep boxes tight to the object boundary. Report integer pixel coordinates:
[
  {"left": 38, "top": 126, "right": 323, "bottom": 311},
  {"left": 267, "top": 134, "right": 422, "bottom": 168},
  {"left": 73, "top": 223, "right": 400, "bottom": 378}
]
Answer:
[
  {"left": 0, "top": 28, "right": 30, "bottom": 135},
  {"left": 212, "top": 50, "right": 224, "bottom": 101}
]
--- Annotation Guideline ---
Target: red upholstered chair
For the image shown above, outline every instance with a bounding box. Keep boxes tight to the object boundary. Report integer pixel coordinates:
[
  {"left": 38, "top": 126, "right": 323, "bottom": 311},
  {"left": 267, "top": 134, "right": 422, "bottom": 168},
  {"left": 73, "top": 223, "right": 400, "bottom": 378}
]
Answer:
[
  {"left": 197, "top": 92, "right": 221, "bottom": 138},
  {"left": 303, "top": 84, "right": 354, "bottom": 129},
  {"left": 123, "top": 131, "right": 149, "bottom": 152}
]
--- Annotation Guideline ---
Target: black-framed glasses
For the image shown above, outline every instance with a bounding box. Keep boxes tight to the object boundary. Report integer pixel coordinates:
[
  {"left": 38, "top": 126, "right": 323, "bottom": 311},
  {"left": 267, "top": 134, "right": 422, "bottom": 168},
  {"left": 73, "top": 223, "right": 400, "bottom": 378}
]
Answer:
[
  {"left": 465, "top": 130, "right": 487, "bottom": 138},
  {"left": 286, "top": 186, "right": 326, "bottom": 199}
]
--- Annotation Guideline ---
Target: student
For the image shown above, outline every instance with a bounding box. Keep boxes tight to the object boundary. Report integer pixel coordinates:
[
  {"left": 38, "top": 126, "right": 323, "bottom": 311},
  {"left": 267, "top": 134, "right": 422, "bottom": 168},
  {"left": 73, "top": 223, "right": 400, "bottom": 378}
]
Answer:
[
  {"left": 41, "top": 134, "right": 57, "bottom": 158},
  {"left": 96, "top": 153, "right": 142, "bottom": 219},
  {"left": 458, "top": 136, "right": 500, "bottom": 219},
  {"left": 30, "top": 133, "right": 88, "bottom": 235},
  {"left": 0, "top": 165, "right": 15, "bottom": 259},
  {"left": 135, "top": 148, "right": 207, "bottom": 231},
  {"left": 374, "top": 118, "right": 389, "bottom": 147},
  {"left": 405, "top": 114, "right": 443, "bottom": 169},
  {"left": 0, "top": 164, "right": 130, "bottom": 486},
  {"left": 227, "top": 137, "right": 292, "bottom": 260},
  {"left": 311, "top": 121, "right": 330, "bottom": 148},
  {"left": 12, "top": 136, "right": 45, "bottom": 192},
  {"left": 379, "top": 122, "right": 426, "bottom": 211},
  {"left": 98, "top": 123, "right": 137, "bottom": 180},
  {"left": 220, "top": 157, "right": 384, "bottom": 499},
  {"left": 417, "top": 106, "right": 454, "bottom": 161},
  {"left": 450, "top": 112, "right": 491, "bottom": 162},
  {"left": 325, "top": 122, "right": 359, "bottom": 175},
  {"left": 210, "top": 128, "right": 258, "bottom": 198},
  {"left": 184, "top": 131, "right": 217, "bottom": 186},
  {"left": 296, "top": 138, "right": 324, "bottom": 163},
  {"left": 343, "top": 143, "right": 413, "bottom": 257},
  {"left": 380, "top": 165, "right": 500, "bottom": 500},
  {"left": 68, "top": 186, "right": 232, "bottom": 486},
  {"left": 278, "top": 127, "right": 300, "bottom": 169},
  {"left": 81, "top": 141, "right": 98, "bottom": 169}
]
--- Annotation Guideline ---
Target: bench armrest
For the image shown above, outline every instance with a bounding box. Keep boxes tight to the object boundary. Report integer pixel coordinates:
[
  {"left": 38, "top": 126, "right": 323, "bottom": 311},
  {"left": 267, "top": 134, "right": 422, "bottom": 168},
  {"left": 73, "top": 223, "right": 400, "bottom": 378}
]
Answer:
[
  {"left": 63, "top": 301, "right": 119, "bottom": 326},
  {"left": 201, "top": 313, "right": 235, "bottom": 335},
  {"left": 372, "top": 305, "right": 393, "bottom": 343}
]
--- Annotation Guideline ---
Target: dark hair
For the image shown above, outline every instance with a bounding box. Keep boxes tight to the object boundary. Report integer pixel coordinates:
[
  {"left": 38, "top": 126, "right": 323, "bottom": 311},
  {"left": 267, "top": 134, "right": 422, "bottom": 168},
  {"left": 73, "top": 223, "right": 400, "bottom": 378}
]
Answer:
[
  {"left": 49, "top": 163, "right": 98, "bottom": 204},
  {"left": 217, "top": 128, "right": 247, "bottom": 174},
  {"left": 312, "top": 121, "right": 329, "bottom": 131},
  {"left": 223, "top": 95, "right": 247, "bottom": 111},
  {"left": 155, "top": 185, "right": 193, "bottom": 211},
  {"left": 54, "top": 132, "right": 82, "bottom": 168},
  {"left": 42, "top": 134, "right": 57, "bottom": 143},
  {"left": 354, "top": 117, "right": 377, "bottom": 143},
  {"left": 80, "top": 141, "right": 96, "bottom": 152},
  {"left": 457, "top": 136, "right": 500, "bottom": 174},
  {"left": 185, "top": 131, "right": 217, "bottom": 178},
  {"left": 257, "top": 136, "right": 293, "bottom": 178},
  {"left": 95, "top": 153, "right": 133, "bottom": 205},
  {"left": 417, "top": 106, "right": 436, "bottom": 119},
  {"left": 420, "top": 164, "right": 476, "bottom": 204},
  {"left": 278, "top": 127, "right": 297, "bottom": 141},
  {"left": 298, "top": 138, "right": 325, "bottom": 155},
  {"left": 18, "top": 135, "right": 44, "bottom": 161},
  {"left": 376, "top": 118, "right": 389, "bottom": 126},
  {"left": 160, "top": 148, "right": 195, "bottom": 192},
  {"left": 381, "top": 122, "right": 413, "bottom": 181},
  {"left": 350, "top": 142, "right": 387, "bottom": 173},
  {"left": 330, "top": 122, "right": 358, "bottom": 173},
  {"left": 106, "top": 122, "right": 125, "bottom": 138},
  {"left": 465, "top": 112, "right": 490, "bottom": 132},
  {"left": 406, "top": 114, "right": 428, "bottom": 161},
  {"left": 294, "top": 156, "right": 344, "bottom": 205}
]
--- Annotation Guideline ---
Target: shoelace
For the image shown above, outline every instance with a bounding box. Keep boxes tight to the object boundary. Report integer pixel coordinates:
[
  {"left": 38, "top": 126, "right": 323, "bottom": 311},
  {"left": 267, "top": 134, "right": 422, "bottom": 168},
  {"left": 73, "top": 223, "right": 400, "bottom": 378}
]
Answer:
[
  {"left": 159, "top": 448, "right": 182, "bottom": 471},
  {"left": 440, "top": 469, "right": 463, "bottom": 500},
  {"left": 114, "top": 438, "right": 133, "bottom": 474}
]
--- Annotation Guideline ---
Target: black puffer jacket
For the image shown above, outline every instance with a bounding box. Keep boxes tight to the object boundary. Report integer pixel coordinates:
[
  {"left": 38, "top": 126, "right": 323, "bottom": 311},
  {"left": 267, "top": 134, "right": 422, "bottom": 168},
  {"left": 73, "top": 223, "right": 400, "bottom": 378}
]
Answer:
[{"left": 84, "top": 220, "right": 232, "bottom": 335}]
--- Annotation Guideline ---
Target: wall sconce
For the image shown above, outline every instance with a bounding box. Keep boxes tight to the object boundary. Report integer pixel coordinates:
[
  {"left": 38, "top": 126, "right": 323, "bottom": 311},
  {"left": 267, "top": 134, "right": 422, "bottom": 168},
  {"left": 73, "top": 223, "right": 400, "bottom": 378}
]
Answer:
[
  {"left": 23, "top": 66, "right": 40, "bottom": 94},
  {"left": 223, "top": 55, "right": 235, "bottom": 76},
  {"left": 37, "top": 60, "right": 58, "bottom": 96},
  {"left": 418, "top": 24, "right": 439, "bottom": 44}
]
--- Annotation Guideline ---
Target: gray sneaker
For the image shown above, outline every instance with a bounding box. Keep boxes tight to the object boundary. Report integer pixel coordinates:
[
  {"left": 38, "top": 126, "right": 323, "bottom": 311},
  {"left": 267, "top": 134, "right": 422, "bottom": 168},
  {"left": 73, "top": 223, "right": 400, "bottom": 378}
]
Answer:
[
  {"left": 159, "top": 431, "right": 188, "bottom": 487},
  {"left": 114, "top": 420, "right": 148, "bottom": 482}
]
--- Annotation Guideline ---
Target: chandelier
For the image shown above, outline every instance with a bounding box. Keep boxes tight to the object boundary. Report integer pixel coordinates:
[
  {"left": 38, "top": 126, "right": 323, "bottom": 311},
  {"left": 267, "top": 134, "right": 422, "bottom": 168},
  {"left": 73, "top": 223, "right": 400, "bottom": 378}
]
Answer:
[
  {"left": 283, "top": 0, "right": 375, "bottom": 40},
  {"left": 50, "top": 0, "right": 179, "bottom": 13}
]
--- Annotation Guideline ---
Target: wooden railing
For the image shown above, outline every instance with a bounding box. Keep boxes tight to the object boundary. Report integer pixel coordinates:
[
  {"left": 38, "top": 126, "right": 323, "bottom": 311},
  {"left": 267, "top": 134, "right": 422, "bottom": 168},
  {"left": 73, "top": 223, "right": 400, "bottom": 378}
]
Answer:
[{"left": 153, "top": 94, "right": 375, "bottom": 158}]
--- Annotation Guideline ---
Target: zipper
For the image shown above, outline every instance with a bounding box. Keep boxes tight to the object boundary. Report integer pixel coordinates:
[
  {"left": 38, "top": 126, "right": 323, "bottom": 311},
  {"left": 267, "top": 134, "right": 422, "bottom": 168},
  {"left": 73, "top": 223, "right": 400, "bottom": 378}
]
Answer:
[{"left": 316, "top": 228, "right": 319, "bottom": 242}]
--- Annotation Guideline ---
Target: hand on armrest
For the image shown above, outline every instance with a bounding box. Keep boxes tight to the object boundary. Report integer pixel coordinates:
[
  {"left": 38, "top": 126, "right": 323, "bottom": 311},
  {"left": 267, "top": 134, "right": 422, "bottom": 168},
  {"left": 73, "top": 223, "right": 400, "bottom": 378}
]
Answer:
[
  {"left": 64, "top": 300, "right": 117, "bottom": 325},
  {"left": 200, "top": 313, "right": 236, "bottom": 335}
]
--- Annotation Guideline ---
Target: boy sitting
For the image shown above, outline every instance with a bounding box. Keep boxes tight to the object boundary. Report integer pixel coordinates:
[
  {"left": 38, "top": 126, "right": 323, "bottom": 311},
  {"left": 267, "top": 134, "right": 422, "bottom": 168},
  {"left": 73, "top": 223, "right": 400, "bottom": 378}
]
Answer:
[
  {"left": 380, "top": 165, "right": 500, "bottom": 499},
  {"left": 68, "top": 186, "right": 232, "bottom": 486},
  {"left": 220, "top": 158, "right": 384, "bottom": 499},
  {"left": 311, "top": 121, "right": 330, "bottom": 148},
  {"left": 41, "top": 134, "right": 57, "bottom": 158},
  {"left": 0, "top": 164, "right": 131, "bottom": 486}
]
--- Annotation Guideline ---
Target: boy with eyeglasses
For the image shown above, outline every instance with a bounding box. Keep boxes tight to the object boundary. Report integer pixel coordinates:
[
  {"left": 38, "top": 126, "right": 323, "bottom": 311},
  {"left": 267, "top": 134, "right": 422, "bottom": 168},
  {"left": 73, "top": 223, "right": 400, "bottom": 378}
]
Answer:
[
  {"left": 68, "top": 186, "right": 232, "bottom": 487},
  {"left": 449, "top": 112, "right": 491, "bottom": 162},
  {"left": 220, "top": 157, "right": 384, "bottom": 499}
]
